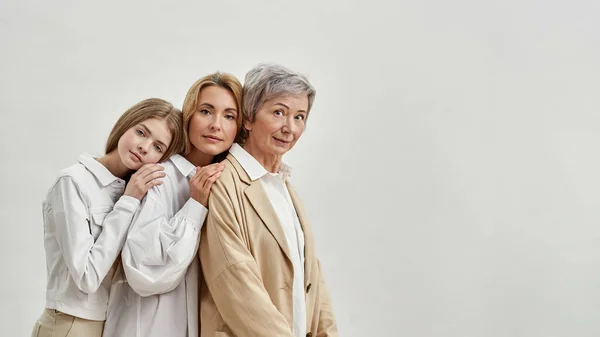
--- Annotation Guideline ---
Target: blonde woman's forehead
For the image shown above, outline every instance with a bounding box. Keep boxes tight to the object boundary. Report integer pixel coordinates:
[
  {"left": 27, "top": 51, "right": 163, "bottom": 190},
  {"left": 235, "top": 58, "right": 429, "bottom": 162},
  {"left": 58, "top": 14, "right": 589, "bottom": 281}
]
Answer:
[{"left": 198, "top": 86, "right": 238, "bottom": 111}]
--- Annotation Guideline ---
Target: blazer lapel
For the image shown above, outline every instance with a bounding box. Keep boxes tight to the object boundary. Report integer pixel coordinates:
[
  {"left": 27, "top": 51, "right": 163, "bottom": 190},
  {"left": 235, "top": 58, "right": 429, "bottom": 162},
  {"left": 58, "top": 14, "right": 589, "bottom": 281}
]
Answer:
[
  {"left": 244, "top": 181, "right": 293, "bottom": 263},
  {"left": 286, "top": 182, "right": 314, "bottom": 287}
]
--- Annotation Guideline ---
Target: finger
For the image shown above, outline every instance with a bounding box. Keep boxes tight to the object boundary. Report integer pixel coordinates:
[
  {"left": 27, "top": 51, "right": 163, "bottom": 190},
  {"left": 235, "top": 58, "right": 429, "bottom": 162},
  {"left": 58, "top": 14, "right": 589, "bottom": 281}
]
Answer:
[
  {"left": 204, "top": 163, "right": 222, "bottom": 170},
  {"left": 131, "top": 164, "right": 153, "bottom": 180},
  {"left": 140, "top": 165, "right": 164, "bottom": 179},
  {"left": 200, "top": 163, "right": 223, "bottom": 174},
  {"left": 198, "top": 165, "right": 223, "bottom": 181},
  {"left": 145, "top": 178, "right": 163, "bottom": 189},
  {"left": 190, "top": 167, "right": 203, "bottom": 186},
  {"left": 135, "top": 163, "right": 155, "bottom": 176},
  {"left": 202, "top": 175, "right": 220, "bottom": 192},
  {"left": 202, "top": 171, "right": 222, "bottom": 190},
  {"left": 198, "top": 167, "right": 222, "bottom": 186},
  {"left": 143, "top": 171, "right": 166, "bottom": 183},
  {"left": 196, "top": 169, "right": 211, "bottom": 185}
]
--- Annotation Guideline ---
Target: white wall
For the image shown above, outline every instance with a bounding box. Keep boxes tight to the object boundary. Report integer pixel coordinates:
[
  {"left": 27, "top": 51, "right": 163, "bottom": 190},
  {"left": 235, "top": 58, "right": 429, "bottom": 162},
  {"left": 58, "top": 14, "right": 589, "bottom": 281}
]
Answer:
[{"left": 1, "top": 0, "right": 599, "bottom": 336}]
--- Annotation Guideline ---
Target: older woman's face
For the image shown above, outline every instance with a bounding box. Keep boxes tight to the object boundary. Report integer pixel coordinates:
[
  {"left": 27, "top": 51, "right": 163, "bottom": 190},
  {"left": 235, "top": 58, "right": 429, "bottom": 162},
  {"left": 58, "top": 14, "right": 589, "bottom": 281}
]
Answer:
[{"left": 245, "top": 94, "right": 309, "bottom": 158}]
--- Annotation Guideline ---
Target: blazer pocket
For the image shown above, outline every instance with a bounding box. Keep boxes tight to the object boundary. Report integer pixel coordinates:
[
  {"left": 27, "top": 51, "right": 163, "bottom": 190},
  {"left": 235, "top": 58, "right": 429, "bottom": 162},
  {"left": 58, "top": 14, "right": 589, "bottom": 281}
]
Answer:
[{"left": 215, "top": 330, "right": 236, "bottom": 337}]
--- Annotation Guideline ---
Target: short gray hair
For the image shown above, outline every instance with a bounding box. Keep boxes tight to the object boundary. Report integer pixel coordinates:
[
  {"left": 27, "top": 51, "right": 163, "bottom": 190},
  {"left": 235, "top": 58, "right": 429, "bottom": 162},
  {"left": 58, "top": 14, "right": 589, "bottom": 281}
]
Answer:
[{"left": 238, "top": 63, "right": 316, "bottom": 144}]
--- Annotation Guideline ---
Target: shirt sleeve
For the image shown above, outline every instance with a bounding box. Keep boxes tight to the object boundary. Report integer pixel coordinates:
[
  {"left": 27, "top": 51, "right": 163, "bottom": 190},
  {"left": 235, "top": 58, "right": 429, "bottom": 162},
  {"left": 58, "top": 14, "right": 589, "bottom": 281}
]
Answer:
[
  {"left": 50, "top": 176, "right": 140, "bottom": 294},
  {"left": 121, "top": 183, "right": 207, "bottom": 297}
]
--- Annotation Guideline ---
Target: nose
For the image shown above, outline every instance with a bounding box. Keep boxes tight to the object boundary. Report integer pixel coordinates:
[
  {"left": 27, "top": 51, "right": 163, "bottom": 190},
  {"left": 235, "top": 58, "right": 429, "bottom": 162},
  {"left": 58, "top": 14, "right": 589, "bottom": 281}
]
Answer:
[
  {"left": 137, "top": 141, "right": 150, "bottom": 154},
  {"left": 281, "top": 116, "right": 295, "bottom": 134},
  {"left": 209, "top": 116, "right": 222, "bottom": 131}
]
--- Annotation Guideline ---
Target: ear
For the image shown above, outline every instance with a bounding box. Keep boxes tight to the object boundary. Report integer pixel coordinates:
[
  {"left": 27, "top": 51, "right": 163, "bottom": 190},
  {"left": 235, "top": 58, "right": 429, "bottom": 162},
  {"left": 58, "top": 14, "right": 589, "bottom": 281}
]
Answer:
[{"left": 243, "top": 119, "right": 252, "bottom": 131}]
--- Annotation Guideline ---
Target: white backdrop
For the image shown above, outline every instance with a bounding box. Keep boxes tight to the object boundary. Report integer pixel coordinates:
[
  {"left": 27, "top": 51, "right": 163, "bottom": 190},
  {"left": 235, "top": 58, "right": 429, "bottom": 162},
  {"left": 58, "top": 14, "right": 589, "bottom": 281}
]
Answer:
[{"left": 1, "top": 0, "right": 600, "bottom": 336}]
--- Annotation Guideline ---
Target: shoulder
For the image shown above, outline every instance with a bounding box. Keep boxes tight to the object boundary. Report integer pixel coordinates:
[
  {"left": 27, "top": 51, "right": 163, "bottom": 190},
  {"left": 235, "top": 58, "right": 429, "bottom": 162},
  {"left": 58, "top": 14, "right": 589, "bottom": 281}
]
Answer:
[
  {"left": 51, "top": 162, "right": 97, "bottom": 193},
  {"left": 215, "top": 157, "right": 244, "bottom": 191},
  {"left": 158, "top": 158, "right": 182, "bottom": 177},
  {"left": 45, "top": 163, "right": 92, "bottom": 205},
  {"left": 208, "top": 158, "right": 245, "bottom": 211},
  {"left": 144, "top": 158, "right": 188, "bottom": 203},
  {"left": 56, "top": 162, "right": 91, "bottom": 183}
]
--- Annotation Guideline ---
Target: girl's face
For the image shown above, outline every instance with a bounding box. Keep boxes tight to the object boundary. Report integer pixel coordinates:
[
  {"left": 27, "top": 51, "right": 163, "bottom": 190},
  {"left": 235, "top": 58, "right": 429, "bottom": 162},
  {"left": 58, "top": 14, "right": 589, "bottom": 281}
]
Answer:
[
  {"left": 188, "top": 85, "right": 239, "bottom": 156},
  {"left": 117, "top": 118, "right": 173, "bottom": 170}
]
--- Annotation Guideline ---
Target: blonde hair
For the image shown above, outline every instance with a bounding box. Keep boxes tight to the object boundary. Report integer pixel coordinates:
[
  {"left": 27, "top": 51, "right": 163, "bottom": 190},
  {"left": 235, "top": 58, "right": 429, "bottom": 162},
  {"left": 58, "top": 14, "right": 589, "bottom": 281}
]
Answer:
[
  {"left": 105, "top": 98, "right": 184, "bottom": 161},
  {"left": 181, "top": 72, "right": 243, "bottom": 155}
]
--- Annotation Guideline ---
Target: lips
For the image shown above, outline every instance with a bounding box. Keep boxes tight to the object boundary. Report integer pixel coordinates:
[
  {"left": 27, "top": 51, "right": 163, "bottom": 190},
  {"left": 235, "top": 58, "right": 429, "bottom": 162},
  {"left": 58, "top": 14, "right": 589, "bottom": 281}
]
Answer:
[
  {"left": 129, "top": 151, "right": 142, "bottom": 162},
  {"left": 273, "top": 137, "right": 291, "bottom": 144},
  {"left": 203, "top": 135, "right": 223, "bottom": 142}
]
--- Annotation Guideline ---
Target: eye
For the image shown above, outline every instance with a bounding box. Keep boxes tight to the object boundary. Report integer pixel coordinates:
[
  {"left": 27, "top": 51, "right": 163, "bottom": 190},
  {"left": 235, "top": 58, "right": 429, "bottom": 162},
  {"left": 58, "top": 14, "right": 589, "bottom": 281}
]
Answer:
[
  {"left": 273, "top": 110, "right": 283, "bottom": 117},
  {"left": 136, "top": 129, "right": 145, "bottom": 136},
  {"left": 153, "top": 144, "right": 163, "bottom": 153},
  {"left": 225, "top": 114, "right": 236, "bottom": 120},
  {"left": 199, "top": 109, "right": 210, "bottom": 115},
  {"left": 295, "top": 114, "right": 306, "bottom": 121}
]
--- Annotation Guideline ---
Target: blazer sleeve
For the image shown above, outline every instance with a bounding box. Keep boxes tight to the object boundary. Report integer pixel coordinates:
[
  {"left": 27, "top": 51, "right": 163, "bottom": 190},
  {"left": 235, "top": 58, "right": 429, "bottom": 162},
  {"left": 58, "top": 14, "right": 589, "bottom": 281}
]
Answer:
[
  {"left": 316, "top": 259, "right": 338, "bottom": 336},
  {"left": 199, "top": 173, "right": 295, "bottom": 337}
]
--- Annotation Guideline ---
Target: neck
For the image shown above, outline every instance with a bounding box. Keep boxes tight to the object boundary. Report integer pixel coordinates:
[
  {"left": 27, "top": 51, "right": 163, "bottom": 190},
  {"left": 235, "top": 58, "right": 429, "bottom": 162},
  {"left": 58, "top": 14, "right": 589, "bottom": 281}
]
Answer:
[
  {"left": 243, "top": 141, "right": 282, "bottom": 173},
  {"left": 185, "top": 148, "right": 214, "bottom": 167},
  {"left": 97, "top": 151, "right": 131, "bottom": 179}
]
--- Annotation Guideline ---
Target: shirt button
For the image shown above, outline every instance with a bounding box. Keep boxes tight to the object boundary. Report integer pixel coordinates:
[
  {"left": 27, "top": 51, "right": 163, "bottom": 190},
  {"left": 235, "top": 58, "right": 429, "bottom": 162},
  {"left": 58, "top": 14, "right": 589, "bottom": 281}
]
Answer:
[
  {"left": 306, "top": 333, "right": 313, "bottom": 337},
  {"left": 306, "top": 283, "right": 312, "bottom": 293}
]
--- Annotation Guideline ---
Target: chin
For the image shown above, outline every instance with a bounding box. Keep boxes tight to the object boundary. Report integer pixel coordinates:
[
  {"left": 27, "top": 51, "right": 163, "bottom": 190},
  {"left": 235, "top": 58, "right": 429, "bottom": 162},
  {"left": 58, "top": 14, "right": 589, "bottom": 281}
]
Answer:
[
  {"left": 118, "top": 153, "right": 135, "bottom": 170},
  {"left": 124, "top": 160, "right": 140, "bottom": 170},
  {"left": 209, "top": 146, "right": 229, "bottom": 156},
  {"left": 270, "top": 145, "right": 291, "bottom": 155},
  {"left": 194, "top": 143, "right": 228, "bottom": 156}
]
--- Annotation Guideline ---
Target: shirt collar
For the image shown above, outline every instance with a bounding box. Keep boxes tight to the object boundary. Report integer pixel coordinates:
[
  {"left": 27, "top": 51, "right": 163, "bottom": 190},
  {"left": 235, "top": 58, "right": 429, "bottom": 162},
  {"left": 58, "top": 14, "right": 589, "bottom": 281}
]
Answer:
[
  {"left": 78, "top": 152, "right": 123, "bottom": 187},
  {"left": 229, "top": 143, "right": 292, "bottom": 181},
  {"left": 277, "top": 161, "right": 292, "bottom": 181},
  {"left": 169, "top": 154, "right": 197, "bottom": 179}
]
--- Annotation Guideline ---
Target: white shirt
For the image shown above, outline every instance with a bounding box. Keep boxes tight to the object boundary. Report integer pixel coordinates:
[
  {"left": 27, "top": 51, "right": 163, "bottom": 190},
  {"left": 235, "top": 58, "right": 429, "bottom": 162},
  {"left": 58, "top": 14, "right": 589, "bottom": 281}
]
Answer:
[
  {"left": 42, "top": 153, "right": 140, "bottom": 321},
  {"left": 103, "top": 154, "right": 207, "bottom": 337},
  {"left": 229, "top": 144, "right": 306, "bottom": 337}
]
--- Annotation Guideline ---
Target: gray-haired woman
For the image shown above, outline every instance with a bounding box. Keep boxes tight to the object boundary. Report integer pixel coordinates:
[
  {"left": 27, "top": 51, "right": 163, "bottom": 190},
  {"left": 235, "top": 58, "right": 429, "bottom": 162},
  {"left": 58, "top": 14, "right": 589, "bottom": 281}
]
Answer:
[{"left": 199, "top": 63, "right": 338, "bottom": 337}]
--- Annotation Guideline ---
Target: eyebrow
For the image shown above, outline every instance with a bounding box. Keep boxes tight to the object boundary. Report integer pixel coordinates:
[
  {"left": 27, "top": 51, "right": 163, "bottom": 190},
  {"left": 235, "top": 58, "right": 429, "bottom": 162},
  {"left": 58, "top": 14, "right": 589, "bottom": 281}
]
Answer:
[
  {"left": 140, "top": 123, "right": 167, "bottom": 148},
  {"left": 274, "top": 102, "right": 307, "bottom": 113},
  {"left": 198, "top": 102, "right": 238, "bottom": 114}
]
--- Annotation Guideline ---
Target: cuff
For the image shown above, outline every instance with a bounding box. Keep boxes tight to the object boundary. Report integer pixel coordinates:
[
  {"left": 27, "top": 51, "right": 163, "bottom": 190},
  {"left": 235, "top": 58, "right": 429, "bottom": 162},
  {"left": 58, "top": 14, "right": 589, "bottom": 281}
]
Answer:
[
  {"left": 178, "top": 198, "right": 208, "bottom": 231},
  {"left": 115, "top": 195, "right": 141, "bottom": 213}
]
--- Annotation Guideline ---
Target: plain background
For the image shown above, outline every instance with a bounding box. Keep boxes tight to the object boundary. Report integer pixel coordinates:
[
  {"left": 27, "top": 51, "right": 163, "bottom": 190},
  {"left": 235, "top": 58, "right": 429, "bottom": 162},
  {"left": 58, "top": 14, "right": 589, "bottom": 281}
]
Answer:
[{"left": 2, "top": 0, "right": 600, "bottom": 336}]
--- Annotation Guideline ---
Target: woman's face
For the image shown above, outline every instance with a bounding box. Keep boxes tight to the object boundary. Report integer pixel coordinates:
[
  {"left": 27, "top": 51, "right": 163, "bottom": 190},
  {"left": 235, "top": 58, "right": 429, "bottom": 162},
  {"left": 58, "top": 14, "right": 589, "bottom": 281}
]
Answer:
[
  {"left": 188, "top": 85, "right": 239, "bottom": 156},
  {"left": 244, "top": 94, "right": 308, "bottom": 158},
  {"left": 117, "top": 117, "right": 173, "bottom": 170}
]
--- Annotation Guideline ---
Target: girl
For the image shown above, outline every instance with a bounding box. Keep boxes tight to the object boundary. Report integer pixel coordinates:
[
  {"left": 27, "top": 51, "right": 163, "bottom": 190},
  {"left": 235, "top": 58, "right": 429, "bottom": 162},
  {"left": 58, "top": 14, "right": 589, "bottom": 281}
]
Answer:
[
  {"left": 31, "top": 98, "right": 185, "bottom": 337},
  {"left": 103, "top": 72, "right": 243, "bottom": 337}
]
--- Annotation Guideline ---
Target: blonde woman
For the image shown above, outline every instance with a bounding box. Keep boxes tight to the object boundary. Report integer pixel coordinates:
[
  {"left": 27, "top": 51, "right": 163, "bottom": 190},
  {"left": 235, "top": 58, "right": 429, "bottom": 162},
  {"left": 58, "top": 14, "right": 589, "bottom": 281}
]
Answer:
[
  {"left": 103, "top": 72, "right": 243, "bottom": 337},
  {"left": 31, "top": 98, "right": 185, "bottom": 337}
]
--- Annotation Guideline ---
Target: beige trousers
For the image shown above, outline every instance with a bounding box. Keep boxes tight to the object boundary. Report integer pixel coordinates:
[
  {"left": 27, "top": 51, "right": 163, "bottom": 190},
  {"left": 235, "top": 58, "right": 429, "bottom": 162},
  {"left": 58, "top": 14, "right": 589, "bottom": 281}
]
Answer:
[{"left": 31, "top": 309, "right": 104, "bottom": 337}]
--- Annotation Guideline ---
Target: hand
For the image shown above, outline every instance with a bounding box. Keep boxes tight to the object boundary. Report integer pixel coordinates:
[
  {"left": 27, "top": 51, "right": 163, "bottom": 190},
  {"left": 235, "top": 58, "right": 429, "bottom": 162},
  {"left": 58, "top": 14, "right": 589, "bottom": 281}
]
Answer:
[
  {"left": 189, "top": 162, "right": 224, "bottom": 207},
  {"left": 124, "top": 164, "right": 166, "bottom": 200}
]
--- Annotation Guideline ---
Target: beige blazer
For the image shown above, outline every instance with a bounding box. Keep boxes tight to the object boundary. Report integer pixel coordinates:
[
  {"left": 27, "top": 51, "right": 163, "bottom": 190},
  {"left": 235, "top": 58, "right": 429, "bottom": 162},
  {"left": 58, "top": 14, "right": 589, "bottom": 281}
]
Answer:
[{"left": 199, "top": 153, "right": 337, "bottom": 337}]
